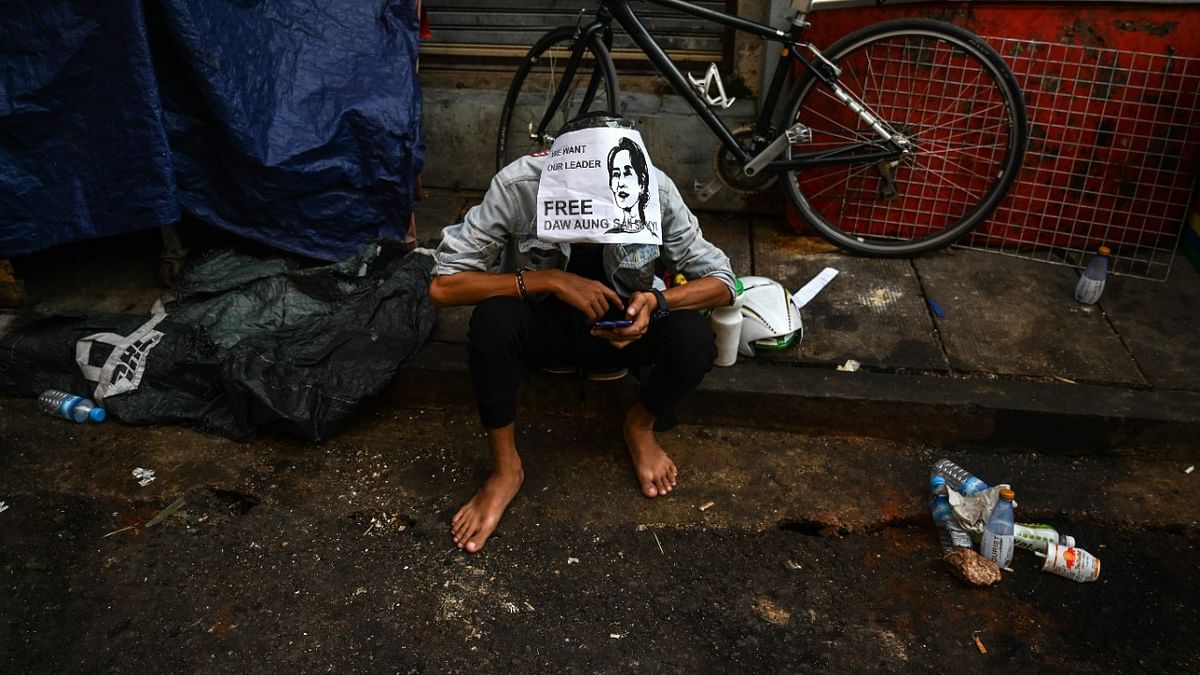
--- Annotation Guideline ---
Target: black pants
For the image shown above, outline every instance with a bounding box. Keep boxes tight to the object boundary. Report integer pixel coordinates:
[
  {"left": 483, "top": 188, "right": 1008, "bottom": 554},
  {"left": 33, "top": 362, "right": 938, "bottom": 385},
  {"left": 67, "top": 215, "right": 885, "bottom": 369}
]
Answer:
[{"left": 467, "top": 296, "right": 716, "bottom": 429}]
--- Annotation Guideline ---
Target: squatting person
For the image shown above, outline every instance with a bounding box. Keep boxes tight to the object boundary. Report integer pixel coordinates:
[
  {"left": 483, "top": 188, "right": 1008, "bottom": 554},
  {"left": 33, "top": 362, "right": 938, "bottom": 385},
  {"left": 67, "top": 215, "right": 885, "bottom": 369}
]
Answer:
[{"left": 429, "top": 113, "right": 736, "bottom": 553}]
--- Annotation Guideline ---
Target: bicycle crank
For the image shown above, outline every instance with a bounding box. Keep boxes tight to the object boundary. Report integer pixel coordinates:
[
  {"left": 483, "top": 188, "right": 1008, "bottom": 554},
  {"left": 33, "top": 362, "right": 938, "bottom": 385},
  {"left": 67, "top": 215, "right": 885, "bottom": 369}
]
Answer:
[
  {"left": 743, "top": 122, "right": 811, "bottom": 177},
  {"left": 702, "top": 126, "right": 783, "bottom": 199}
]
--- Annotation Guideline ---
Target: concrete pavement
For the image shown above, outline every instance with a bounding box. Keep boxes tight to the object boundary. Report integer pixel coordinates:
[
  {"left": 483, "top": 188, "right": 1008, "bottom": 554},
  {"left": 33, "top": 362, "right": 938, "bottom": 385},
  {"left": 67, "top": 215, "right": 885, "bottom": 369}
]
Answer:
[{"left": 405, "top": 188, "right": 1200, "bottom": 451}]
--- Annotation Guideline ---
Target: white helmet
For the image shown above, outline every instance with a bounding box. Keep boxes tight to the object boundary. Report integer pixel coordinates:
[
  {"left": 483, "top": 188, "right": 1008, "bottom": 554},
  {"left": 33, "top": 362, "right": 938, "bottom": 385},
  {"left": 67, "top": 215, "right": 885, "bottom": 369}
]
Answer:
[{"left": 737, "top": 276, "right": 802, "bottom": 356}]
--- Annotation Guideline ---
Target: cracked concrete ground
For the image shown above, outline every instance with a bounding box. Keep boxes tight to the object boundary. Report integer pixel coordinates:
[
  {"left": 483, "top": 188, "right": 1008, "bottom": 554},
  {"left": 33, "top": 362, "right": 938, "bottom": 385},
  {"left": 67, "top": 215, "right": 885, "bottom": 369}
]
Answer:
[{"left": 2, "top": 395, "right": 1196, "bottom": 673}]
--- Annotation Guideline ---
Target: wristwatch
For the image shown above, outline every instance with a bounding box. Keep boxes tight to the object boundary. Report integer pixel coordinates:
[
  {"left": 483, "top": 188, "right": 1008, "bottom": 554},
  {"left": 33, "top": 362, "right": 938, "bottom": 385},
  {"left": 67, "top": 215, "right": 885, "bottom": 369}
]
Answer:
[{"left": 649, "top": 288, "right": 670, "bottom": 322}]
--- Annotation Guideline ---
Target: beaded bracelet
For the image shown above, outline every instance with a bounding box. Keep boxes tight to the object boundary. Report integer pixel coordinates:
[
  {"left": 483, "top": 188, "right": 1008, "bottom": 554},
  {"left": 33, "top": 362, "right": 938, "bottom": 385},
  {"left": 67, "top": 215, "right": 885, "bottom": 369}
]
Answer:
[{"left": 515, "top": 269, "right": 528, "bottom": 299}]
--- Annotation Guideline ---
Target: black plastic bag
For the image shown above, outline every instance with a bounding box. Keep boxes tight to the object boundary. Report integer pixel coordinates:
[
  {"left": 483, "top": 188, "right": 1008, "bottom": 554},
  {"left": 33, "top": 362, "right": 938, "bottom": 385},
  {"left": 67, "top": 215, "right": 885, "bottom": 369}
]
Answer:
[{"left": 0, "top": 243, "right": 435, "bottom": 441}]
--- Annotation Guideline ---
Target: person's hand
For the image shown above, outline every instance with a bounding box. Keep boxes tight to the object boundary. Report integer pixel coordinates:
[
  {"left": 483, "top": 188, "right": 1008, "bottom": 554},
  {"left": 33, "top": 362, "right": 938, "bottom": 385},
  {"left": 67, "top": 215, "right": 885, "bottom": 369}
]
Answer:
[
  {"left": 548, "top": 270, "right": 623, "bottom": 322},
  {"left": 591, "top": 290, "right": 655, "bottom": 349}
]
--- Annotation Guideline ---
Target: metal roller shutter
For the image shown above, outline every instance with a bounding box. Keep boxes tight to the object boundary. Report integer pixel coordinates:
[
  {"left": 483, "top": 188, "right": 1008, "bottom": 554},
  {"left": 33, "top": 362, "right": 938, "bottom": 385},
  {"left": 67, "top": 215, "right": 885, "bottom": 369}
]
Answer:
[{"left": 423, "top": 1, "right": 730, "bottom": 67}]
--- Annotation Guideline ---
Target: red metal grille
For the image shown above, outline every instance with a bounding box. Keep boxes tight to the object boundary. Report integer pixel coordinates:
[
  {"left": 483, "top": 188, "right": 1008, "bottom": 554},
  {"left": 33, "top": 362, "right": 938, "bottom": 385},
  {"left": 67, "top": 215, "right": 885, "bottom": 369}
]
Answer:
[{"left": 966, "top": 38, "right": 1200, "bottom": 280}]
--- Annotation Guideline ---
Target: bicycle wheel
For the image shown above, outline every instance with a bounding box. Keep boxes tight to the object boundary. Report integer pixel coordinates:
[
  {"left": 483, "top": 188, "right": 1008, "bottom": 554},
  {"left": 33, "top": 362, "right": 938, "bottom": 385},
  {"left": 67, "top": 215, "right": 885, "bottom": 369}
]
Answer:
[
  {"left": 782, "top": 19, "right": 1027, "bottom": 257},
  {"left": 497, "top": 26, "right": 620, "bottom": 171}
]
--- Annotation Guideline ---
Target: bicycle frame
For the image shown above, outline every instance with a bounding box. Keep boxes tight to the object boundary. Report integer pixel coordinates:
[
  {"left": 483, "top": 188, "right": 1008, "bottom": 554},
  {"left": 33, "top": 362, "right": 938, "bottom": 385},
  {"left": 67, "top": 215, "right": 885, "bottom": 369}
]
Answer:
[{"left": 538, "top": 0, "right": 908, "bottom": 173}]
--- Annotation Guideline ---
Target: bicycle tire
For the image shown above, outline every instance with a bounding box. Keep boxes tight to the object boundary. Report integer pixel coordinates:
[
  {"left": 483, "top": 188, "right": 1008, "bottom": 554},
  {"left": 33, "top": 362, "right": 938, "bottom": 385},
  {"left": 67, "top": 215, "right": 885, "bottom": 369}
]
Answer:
[
  {"left": 497, "top": 26, "right": 620, "bottom": 171},
  {"left": 782, "top": 19, "right": 1028, "bottom": 257}
]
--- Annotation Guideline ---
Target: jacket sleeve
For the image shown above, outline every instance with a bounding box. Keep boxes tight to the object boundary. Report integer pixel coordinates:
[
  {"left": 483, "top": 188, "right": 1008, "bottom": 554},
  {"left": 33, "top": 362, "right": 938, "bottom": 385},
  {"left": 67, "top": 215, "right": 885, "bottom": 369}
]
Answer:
[
  {"left": 432, "top": 171, "right": 523, "bottom": 276},
  {"left": 657, "top": 170, "right": 737, "bottom": 301}
]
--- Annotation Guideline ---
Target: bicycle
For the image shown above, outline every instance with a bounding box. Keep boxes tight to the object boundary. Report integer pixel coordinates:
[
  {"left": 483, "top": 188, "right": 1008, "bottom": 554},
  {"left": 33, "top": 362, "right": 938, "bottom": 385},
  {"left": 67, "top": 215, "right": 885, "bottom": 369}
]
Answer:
[{"left": 495, "top": 0, "right": 1028, "bottom": 257}]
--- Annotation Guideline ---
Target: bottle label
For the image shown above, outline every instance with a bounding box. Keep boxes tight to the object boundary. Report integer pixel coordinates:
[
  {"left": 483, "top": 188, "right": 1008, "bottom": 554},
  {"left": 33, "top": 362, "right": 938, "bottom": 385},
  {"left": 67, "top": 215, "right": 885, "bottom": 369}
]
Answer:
[
  {"left": 1014, "top": 523, "right": 1066, "bottom": 552},
  {"left": 1041, "top": 543, "right": 1100, "bottom": 582},
  {"left": 1075, "top": 277, "right": 1104, "bottom": 304},
  {"left": 961, "top": 476, "right": 986, "bottom": 495},
  {"left": 981, "top": 531, "right": 1014, "bottom": 567},
  {"left": 58, "top": 396, "right": 82, "bottom": 420}
]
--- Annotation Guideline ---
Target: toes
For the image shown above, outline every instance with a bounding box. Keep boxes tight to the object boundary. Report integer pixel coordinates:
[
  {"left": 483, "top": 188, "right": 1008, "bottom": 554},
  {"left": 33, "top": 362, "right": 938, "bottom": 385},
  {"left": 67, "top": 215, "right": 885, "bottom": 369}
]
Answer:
[
  {"left": 656, "top": 475, "right": 672, "bottom": 495},
  {"left": 642, "top": 482, "right": 659, "bottom": 498},
  {"left": 452, "top": 510, "right": 475, "bottom": 544}
]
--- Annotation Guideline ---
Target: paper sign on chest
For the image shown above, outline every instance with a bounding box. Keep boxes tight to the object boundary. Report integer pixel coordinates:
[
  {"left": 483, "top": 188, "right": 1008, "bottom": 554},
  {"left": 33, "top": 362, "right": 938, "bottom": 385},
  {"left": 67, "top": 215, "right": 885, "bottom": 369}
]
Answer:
[{"left": 535, "top": 127, "right": 662, "bottom": 245}]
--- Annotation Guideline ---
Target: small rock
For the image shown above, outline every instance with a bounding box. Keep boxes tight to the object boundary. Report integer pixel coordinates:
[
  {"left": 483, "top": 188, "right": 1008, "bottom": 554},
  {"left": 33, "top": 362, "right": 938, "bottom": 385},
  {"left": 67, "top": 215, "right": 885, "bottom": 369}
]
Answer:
[{"left": 943, "top": 548, "right": 1002, "bottom": 586}]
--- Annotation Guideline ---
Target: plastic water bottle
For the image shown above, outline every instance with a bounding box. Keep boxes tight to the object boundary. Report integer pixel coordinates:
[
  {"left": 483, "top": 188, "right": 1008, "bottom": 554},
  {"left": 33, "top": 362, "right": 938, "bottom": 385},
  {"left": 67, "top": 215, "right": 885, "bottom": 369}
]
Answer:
[
  {"left": 931, "top": 458, "right": 990, "bottom": 496},
  {"left": 711, "top": 278, "right": 745, "bottom": 367},
  {"left": 37, "top": 389, "right": 107, "bottom": 423},
  {"left": 980, "top": 487, "right": 1016, "bottom": 567},
  {"left": 1074, "top": 245, "right": 1111, "bottom": 304},
  {"left": 929, "top": 475, "right": 973, "bottom": 552},
  {"left": 1014, "top": 523, "right": 1076, "bottom": 552}
]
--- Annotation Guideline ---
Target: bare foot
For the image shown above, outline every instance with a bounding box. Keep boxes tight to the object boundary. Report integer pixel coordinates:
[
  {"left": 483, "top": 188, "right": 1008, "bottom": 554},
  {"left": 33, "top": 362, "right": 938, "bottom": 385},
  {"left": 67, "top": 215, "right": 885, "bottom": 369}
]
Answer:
[
  {"left": 623, "top": 404, "right": 677, "bottom": 498},
  {"left": 451, "top": 467, "right": 524, "bottom": 553}
]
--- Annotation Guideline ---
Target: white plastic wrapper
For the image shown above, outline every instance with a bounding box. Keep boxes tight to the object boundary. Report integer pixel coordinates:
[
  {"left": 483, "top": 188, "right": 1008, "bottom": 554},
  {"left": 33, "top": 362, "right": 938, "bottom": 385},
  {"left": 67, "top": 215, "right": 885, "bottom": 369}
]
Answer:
[{"left": 947, "top": 484, "right": 1014, "bottom": 536}]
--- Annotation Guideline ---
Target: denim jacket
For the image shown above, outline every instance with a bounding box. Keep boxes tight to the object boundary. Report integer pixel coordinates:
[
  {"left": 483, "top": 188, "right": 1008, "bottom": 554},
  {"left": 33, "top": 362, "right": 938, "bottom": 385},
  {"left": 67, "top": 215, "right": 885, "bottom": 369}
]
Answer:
[{"left": 433, "top": 154, "right": 736, "bottom": 302}]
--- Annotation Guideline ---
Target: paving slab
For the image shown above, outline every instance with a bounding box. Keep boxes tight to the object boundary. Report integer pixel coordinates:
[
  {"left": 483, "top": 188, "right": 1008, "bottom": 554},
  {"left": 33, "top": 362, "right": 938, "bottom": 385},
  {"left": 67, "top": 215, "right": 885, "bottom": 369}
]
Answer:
[
  {"left": 753, "top": 224, "right": 946, "bottom": 370},
  {"left": 1102, "top": 260, "right": 1200, "bottom": 391},
  {"left": 915, "top": 250, "right": 1145, "bottom": 385}
]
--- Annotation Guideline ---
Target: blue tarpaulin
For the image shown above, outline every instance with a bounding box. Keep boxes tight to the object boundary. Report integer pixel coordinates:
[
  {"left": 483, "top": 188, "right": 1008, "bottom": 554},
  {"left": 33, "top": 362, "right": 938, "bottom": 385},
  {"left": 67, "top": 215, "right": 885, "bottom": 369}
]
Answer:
[{"left": 0, "top": 0, "right": 423, "bottom": 262}]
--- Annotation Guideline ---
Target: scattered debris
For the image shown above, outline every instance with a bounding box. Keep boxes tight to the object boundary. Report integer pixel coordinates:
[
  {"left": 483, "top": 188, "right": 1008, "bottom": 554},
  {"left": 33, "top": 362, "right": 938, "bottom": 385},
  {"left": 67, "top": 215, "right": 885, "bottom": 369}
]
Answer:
[
  {"left": 1053, "top": 375, "right": 1078, "bottom": 384},
  {"left": 0, "top": 501, "right": 9, "bottom": 514},
  {"left": 973, "top": 631, "right": 988, "bottom": 654},
  {"left": 609, "top": 633, "right": 625, "bottom": 639},
  {"left": 146, "top": 497, "right": 186, "bottom": 528},
  {"left": 928, "top": 299, "right": 945, "bottom": 318},
  {"left": 753, "top": 597, "right": 791, "bottom": 625},
  {"left": 101, "top": 525, "right": 135, "bottom": 539},
  {"left": 791, "top": 267, "right": 839, "bottom": 310},
  {"left": 943, "top": 548, "right": 1002, "bottom": 587},
  {"left": 1039, "top": 542, "right": 1101, "bottom": 582},
  {"left": 502, "top": 601, "right": 519, "bottom": 614},
  {"left": 783, "top": 560, "right": 801, "bottom": 570},
  {"left": 836, "top": 359, "right": 860, "bottom": 372},
  {"left": 132, "top": 467, "right": 156, "bottom": 487},
  {"left": 567, "top": 557, "right": 580, "bottom": 565},
  {"left": 1187, "top": 465, "right": 1195, "bottom": 475},
  {"left": 523, "top": 601, "right": 535, "bottom": 612},
  {"left": 653, "top": 531, "right": 664, "bottom": 555},
  {"left": 698, "top": 501, "right": 715, "bottom": 512}
]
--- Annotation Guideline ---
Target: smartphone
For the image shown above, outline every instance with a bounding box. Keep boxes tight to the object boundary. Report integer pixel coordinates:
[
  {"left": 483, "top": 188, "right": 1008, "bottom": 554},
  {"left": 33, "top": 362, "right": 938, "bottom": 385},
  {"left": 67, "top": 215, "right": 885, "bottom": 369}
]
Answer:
[{"left": 593, "top": 319, "right": 634, "bottom": 329}]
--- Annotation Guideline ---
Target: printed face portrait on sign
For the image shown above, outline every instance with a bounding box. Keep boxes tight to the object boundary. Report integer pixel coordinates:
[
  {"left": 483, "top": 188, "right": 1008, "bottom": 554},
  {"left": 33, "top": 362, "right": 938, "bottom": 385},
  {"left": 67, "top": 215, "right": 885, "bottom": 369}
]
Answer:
[{"left": 535, "top": 127, "right": 661, "bottom": 245}]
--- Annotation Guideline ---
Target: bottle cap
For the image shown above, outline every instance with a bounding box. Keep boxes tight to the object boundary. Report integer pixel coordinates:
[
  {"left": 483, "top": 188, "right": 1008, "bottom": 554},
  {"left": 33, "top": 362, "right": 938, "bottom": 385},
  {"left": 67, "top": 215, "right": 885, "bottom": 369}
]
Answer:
[
  {"left": 89, "top": 407, "right": 107, "bottom": 423},
  {"left": 999, "top": 487, "right": 1015, "bottom": 500},
  {"left": 1098, "top": 245, "right": 1111, "bottom": 256}
]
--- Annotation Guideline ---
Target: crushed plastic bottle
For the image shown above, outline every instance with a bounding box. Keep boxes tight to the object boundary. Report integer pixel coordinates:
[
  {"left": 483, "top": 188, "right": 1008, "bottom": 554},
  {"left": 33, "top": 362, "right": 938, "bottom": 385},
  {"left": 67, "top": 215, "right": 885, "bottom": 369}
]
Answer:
[
  {"left": 1038, "top": 542, "right": 1101, "bottom": 582},
  {"left": 929, "top": 475, "right": 973, "bottom": 552},
  {"left": 1074, "top": 245, "right": 1111, "bottom": 305},
  {"left": 931, "top": 458, "right": 990, "bottom": 496},
  {"left": 980, "top": 487, "right": 1016, "bottom": 567},
  {"left": 1014, "top": 523, "right": 1076, "bottom": 552},
  {"left": 37, "top": 389, "right": 106, "bottom": 423}
]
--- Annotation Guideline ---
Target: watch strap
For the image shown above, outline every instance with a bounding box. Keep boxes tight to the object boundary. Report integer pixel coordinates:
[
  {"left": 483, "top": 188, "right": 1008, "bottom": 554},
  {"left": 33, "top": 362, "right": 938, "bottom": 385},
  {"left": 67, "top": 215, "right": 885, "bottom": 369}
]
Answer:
[{"left": 650, "top": 289, "right": 670, "bottom": 321}]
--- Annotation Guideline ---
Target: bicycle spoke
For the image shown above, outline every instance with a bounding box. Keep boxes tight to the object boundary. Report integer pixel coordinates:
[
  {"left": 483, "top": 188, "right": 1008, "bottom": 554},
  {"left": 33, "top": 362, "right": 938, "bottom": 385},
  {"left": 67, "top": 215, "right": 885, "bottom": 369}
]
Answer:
[
  {"left": 783, "top": 20, "right": 1026, "bottom": 255},
  {"left": 498, "top": 29, "right": 616, "bottom": 169}
]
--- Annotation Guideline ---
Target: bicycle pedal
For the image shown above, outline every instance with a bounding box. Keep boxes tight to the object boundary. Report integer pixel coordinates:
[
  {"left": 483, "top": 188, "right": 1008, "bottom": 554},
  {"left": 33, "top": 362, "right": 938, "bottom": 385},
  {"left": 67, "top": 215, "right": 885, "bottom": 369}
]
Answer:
[{"left": 688, "top": 63, "right": 736, "bottom": 110}]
